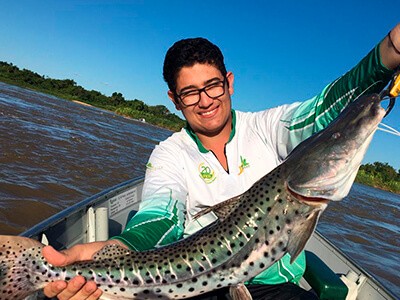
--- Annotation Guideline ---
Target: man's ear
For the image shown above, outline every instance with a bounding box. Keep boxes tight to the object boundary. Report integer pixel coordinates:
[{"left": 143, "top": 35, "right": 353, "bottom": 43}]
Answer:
[
  {"left": 226, "top": 71, "right": 234, "bottom": 96},
  {"left": 168, "top": 90, "right": 181, "bottom": 111}
]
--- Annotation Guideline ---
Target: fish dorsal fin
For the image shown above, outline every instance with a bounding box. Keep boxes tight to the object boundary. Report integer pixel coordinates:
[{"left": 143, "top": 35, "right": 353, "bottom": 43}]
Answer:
[
  {"left": 92, "top": 244, "right": 133, "bottom": 261},
  {"left": 286, "top": 210, "right": 322, "bottom": 263},
  {"left": 193, "top": 195, "right": 242, "bottom": 221}
]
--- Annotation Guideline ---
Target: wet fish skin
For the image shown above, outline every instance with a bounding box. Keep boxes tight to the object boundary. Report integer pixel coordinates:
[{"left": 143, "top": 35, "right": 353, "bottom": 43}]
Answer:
[{"left": 0, "top": 94, "right": 387, "bottom": 299}]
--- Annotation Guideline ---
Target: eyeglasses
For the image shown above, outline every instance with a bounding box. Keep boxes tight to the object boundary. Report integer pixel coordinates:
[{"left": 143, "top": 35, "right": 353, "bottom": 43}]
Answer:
[{"left": 176, "top": 78, "right": 227, "bottom": 106}]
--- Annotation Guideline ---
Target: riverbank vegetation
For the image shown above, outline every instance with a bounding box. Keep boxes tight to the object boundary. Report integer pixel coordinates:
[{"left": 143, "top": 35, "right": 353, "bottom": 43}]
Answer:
[
  {"left": 1, "top": 61, "right": 399, "bottom": 194},
  {"left": 355, "top": 162, "right": 400, "bottom": 194},
  {"left": 0, "top": 61, "right": 185, "bottom": 131}
]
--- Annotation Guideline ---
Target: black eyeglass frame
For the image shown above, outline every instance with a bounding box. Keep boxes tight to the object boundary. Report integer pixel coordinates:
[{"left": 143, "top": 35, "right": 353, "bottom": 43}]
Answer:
[{"left": 175, "top": 77, "right": 227, "bottom": 107}]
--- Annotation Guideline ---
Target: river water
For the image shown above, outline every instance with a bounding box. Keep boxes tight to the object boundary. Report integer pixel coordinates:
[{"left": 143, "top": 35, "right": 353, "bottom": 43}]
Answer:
[{"left": 0, "top": 82, "right": 399, "bottom": 297}]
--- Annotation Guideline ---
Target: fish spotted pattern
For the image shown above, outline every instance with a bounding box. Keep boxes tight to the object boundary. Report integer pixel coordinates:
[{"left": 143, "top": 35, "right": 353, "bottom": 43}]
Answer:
[{"left": 0, "top": 94, "right": 388, "bottom": 299}]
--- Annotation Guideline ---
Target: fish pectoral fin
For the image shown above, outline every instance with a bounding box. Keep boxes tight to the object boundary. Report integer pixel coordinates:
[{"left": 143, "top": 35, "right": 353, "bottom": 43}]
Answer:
[
  {"left": 229, "top": 283, "right": 253, "bottom": 300},
  {"left": 286, "top": 210, "right": 322, "bottom": 263},
  {"left": 93, "top": 244, "right": 134, "bottom": 260},
  {"left": 193, "top": 195, "right": 242, "bottom": 221}
]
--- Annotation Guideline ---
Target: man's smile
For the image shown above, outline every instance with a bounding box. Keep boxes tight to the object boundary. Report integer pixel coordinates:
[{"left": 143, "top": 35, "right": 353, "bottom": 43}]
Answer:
[{"left": 199, "top": 107, "right": 219, "bottom": 118}]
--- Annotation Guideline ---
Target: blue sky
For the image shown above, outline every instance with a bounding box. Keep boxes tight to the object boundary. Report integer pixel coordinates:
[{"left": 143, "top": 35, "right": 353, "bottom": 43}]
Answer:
[{"left": 1, "top": 1, "right": 399, "bottom": 169}]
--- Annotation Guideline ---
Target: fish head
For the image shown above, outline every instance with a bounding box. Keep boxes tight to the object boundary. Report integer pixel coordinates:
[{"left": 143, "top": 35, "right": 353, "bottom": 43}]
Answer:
[{"left": 285, "top": 93, "right": 386, "bottom": 202}]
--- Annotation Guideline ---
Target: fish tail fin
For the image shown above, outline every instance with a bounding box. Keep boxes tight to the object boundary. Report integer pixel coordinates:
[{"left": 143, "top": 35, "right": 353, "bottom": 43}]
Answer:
[
  {"left": 287, "top": 210, "right": 321, "bottom": 264},
  {"left": 0, "top": 235, "right": 44, "bottom": 300}
]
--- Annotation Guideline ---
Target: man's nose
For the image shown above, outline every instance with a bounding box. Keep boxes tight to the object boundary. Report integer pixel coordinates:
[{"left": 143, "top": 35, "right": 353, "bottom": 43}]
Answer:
[{"left": 197, "top": 90, "right": 214, "bottom": 107}]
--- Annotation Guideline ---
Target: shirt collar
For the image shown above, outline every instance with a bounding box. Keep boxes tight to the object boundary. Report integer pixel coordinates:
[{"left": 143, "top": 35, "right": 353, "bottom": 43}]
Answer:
[{"left": 184, "top": 110, "right": 236, "bottom": 153}]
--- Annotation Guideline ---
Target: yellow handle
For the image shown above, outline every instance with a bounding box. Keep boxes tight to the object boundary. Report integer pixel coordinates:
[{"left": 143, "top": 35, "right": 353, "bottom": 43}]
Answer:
[{"left": 389, "top": 72, "right": 400, "bottom": 98}]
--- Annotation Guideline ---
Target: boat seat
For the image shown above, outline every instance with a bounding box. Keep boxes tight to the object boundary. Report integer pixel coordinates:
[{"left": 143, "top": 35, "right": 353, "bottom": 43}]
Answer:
[{"left": 304, "top": 250, "right": 349, "bottom": 300}]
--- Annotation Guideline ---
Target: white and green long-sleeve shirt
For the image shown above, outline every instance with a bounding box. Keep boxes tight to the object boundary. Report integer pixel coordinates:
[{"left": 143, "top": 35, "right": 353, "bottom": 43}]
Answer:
[{"left": 113, "top": 41, "right": 393, "bottom": 285}]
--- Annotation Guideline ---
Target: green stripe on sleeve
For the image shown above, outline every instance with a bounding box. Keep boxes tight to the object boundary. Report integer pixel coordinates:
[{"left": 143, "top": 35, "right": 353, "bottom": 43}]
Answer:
[
  {"left": 246, "top": 252, "right": 306, "bottom": 285},
  {"left": 281, "top": 40, "right": 394, "bottom": 152},
  {"left": 112, "top": 211, "right": 183, "bottom": 251},
  {"left": 289, "top": 41, "right": 393, "bottom": 134}
]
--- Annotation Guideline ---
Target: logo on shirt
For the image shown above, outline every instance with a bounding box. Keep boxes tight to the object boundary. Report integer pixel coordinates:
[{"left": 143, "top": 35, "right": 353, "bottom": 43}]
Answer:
[
  {"left": 145, "top": 162, "right": 162, "bottom": 173},
  {"left": 238, "top": 156, "right": 250, "bottom": 175},
  {"left": 198, "top": 163, "right": 216, "bottom": 184}
]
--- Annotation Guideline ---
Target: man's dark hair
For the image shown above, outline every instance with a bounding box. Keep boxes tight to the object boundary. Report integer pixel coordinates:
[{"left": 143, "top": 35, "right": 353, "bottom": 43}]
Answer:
[{"left": 163, "top": 37, "right": 227, "bottom": 95}]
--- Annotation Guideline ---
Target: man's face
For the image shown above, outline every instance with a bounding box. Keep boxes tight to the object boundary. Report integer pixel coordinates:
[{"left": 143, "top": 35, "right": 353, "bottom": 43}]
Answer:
[{"left": 168, "top": 63, "right": 234, "bottom": 137}]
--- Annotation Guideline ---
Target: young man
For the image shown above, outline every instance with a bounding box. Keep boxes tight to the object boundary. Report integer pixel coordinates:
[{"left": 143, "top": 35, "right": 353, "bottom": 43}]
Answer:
[{"left": 43, "top": 24, "right": 400, "bottom": 300}]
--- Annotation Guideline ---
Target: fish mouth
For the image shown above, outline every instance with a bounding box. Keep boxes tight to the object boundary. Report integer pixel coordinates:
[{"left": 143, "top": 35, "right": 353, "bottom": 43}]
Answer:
[{"left": 287, "top": 185, "right": 329, "bottom": 206}]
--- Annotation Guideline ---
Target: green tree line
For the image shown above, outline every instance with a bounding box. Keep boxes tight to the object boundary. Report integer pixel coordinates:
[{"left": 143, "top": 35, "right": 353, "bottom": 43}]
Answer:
[
  {"left": 355, "top": 162, "right": 400, "bottom": 194},
  {"left": 0, "top": 61, "right": 185, "bottom": 131}
]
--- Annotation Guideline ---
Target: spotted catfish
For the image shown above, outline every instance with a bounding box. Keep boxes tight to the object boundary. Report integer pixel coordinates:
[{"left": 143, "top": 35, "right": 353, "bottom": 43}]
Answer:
[{"left": 0, "top": 94, "right": 389, "bottom": 300}]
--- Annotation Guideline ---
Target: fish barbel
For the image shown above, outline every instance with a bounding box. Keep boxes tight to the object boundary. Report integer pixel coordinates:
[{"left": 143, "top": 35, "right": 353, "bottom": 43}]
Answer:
[{"left": 0, "top": 94, "right": 388, "bottom": 299}]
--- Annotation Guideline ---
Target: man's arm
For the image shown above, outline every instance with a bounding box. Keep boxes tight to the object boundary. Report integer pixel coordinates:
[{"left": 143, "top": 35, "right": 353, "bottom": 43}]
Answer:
[
  {"left": 278, "top": 24, "right": 400, "bottom": 157},
  {"left": 42, "top": 202, "right": 184, "bottom": 299},
  {"left": 317, "top": 24, "right": 400, "bottom": 126},
  {"left": 112, "top": 138, "right": 188, "bottom": 250},
  {"left": 42, "top": 197, "right": 185, "bottom": 299}
]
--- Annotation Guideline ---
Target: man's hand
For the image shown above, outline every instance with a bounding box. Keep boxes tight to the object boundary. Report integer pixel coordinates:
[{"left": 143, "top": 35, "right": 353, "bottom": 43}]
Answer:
[
  {"left": 382, "top": 23, "right": 400, "bottom": 69},
  {"left": 43, "top": 275, "right": 101, "bottom": 300},
  {"left": 42, "top": 240, "right": 126, "bottom": 300}
]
